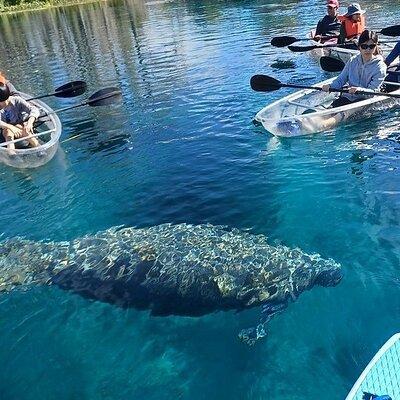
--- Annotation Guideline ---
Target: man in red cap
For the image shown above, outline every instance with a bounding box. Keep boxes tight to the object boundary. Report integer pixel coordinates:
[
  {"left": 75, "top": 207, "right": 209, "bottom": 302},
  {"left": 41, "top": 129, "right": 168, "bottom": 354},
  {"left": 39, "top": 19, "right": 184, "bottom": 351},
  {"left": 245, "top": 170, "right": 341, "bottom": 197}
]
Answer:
[{"left": 314, "top": 0, "right": 341, "bottom": 42}]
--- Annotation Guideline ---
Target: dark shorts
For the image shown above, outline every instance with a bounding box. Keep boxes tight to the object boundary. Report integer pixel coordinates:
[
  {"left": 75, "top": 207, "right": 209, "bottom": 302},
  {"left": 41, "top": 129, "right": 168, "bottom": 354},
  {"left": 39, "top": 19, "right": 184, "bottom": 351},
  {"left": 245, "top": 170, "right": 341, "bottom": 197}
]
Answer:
[{"left": 330, "top": 96, "right": 359, "bottom": 108}]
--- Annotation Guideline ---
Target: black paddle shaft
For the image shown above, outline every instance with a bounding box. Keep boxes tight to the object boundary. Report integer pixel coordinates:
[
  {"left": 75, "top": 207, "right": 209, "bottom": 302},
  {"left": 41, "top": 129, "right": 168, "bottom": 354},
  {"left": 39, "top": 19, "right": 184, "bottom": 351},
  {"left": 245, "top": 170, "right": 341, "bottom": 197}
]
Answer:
[
  {"left": 250, "top": 74, "right": 400, "bottom": 99},
  {"left": 37, "top": 87, "right": 122, "bottom": 120}
]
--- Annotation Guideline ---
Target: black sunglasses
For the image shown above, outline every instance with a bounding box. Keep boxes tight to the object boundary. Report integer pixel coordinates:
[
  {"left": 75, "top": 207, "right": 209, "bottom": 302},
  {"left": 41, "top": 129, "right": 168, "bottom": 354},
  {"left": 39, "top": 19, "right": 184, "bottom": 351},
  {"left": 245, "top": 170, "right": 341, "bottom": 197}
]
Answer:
[{"left": 360, "top": 44, "right": 377, "bottom": 50}]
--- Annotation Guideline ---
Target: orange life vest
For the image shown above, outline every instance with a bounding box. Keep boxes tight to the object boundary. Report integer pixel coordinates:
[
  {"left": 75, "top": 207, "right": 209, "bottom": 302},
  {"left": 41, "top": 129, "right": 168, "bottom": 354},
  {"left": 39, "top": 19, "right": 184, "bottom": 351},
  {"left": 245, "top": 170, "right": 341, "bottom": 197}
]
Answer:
[{"left": 338, "top": 15, "right": 366, "bottom": 38}]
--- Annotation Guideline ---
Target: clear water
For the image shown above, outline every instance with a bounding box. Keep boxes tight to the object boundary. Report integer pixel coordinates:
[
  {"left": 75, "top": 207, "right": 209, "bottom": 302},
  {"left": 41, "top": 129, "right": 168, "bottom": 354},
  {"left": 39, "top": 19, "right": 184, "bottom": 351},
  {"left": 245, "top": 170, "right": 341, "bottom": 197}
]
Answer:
[{"left": 0, "top": 0, "right": 399, "bottom": 398}]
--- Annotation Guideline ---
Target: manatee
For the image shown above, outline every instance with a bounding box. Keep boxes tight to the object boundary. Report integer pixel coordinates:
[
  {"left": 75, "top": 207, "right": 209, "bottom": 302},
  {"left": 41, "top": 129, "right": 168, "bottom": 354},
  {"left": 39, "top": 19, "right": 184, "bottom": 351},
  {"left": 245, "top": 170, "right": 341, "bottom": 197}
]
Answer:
[{"left": 0, "top": 223, "right": 342, "bottom": 344}]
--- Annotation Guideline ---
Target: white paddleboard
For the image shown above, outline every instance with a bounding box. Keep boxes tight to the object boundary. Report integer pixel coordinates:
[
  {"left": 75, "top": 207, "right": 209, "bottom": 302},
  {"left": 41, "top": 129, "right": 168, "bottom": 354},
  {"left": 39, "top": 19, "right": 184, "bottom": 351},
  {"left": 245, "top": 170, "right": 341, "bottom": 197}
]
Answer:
[{"left": 345, "top": 333, "right": 400, "bottom": 400}]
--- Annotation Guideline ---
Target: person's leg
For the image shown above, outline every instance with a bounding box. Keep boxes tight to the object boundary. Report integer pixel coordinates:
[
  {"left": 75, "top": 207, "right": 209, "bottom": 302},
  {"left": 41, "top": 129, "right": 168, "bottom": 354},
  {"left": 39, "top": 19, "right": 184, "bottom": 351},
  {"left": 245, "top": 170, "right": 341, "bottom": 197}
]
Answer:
[
  {"left": 22, "top": 123, "right": 39, "bottom": 147},
  {"left": 3, "top": 128, "right": 16, "bottom": 155},
  {"left": 330, "top": 96, "right": 353, "bottom": 108}
]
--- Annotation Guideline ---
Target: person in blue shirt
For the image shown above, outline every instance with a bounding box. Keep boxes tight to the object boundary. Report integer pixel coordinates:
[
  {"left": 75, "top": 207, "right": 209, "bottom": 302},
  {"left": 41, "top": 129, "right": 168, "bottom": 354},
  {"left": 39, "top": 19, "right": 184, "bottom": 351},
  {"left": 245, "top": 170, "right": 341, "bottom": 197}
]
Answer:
[{"left": 322, "top": 29, "right": 386, "bottom": 107}]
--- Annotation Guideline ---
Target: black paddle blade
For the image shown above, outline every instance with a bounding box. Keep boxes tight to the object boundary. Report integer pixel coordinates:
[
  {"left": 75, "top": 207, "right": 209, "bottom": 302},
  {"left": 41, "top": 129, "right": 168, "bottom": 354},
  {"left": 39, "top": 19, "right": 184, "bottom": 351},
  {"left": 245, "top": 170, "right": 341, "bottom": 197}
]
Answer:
[
  {"left": 250, "top": 75, "right": 282, "bottom": 92},
  {"left": 271, "top": 36, "right": 297, "bottom": 47},
  {"left": 320, "top": 56, "right": 345, "bottom": 72},
  {"left": 87, "top": 87, "right": 122, "bottom": 106},
  {"left": 379, "top": 24, "right": 400, "bottom": 37},
  {"left": 54, "top": 81, "right": 87, "bottom": 98},
  {"left": 288, "top": 44, "right": 318, "bottom": 52}
]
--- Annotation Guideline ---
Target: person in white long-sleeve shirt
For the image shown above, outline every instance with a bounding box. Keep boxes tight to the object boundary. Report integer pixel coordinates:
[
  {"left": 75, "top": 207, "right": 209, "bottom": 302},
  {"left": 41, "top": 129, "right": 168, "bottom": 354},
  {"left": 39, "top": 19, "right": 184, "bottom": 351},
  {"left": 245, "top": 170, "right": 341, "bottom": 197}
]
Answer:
[
  {"left": 0, "top": 83, "right": 40, "bottom": 155},
  {"left": 322, "top": 29, "right": 387, "bottom": 108}
]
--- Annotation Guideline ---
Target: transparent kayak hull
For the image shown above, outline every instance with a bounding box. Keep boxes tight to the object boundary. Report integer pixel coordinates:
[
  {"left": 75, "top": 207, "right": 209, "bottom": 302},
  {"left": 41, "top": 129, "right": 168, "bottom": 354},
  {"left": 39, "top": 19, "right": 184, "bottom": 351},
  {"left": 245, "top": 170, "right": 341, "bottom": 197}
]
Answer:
[
  {"left": 345, "top": 333, "right": 400, "bottom": 400},
  {"left": 254, "top": 77, "right": 400, "bottom": 137},
  {"left": 307, "top": 32, "right": 395, "bottom": 64},
  {"left": 0, "top": 93, "right": 62, "bottom": 168}
]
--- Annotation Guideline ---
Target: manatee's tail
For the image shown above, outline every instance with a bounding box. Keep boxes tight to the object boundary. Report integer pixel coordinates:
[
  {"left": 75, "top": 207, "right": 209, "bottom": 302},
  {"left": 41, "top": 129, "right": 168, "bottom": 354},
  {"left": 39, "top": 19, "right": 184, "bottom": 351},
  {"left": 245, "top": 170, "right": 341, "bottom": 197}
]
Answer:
[{"left": 0, "top": 237, "right": 67, "bottom": 293}]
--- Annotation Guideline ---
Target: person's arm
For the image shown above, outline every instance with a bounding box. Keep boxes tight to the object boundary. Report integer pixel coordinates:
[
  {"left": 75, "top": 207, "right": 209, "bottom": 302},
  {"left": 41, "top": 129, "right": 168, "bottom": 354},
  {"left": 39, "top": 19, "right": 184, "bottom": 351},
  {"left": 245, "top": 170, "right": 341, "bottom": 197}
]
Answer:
[
  {"left": 315, "top": 18, "right": 324, "bottom": 36},
  {"left": 18, "top": 98, "right": 40, "bottom": 133},
  {"left": 338, "top": 23, "right": 346, "bottom": 44},
  {"left": 330, "top": 57, "right": 352, "bottom": 89},
  {"left": 16, "top": 97, "right": 40, "bottom": 120},
  {"left": 385, "top": 42, "right": 400, "bottom": 66},
  {"left": 366, "top": 62, "right": 387, "bottom": 90}
]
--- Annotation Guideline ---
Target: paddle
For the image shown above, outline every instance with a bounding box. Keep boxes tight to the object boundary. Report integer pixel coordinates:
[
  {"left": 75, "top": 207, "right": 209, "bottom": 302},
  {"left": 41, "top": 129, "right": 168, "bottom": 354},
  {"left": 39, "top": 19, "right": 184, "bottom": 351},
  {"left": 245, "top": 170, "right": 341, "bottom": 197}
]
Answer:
[
  {"left": 320, "top": 55, "right": 400, "bottom": 73},
  {"left": 320, "top": 56, "right": 346, "bottom": 72},
  {"left": 271, "top": 25, "right": 400, "bottom": 48},
  {"left": 271, "top": 35, "right": 338, "bottom": 48},
  {"left": 250, "top": 74, "right": 400, "bottom": 98},
  {"left": 250, "top": 74, "right": 343, "bottom": 92},
  {"left": 26, "top": 81, "right": 87, "bottom": 101},
  {"left": 288, "top": 42, "right": 356, "bottom": 52},
  {"left": 377, "top": 24, "right": 400, "bottom": 37},
  {"left": 38, "top": 87, "right": 122, "bottom": 119}
]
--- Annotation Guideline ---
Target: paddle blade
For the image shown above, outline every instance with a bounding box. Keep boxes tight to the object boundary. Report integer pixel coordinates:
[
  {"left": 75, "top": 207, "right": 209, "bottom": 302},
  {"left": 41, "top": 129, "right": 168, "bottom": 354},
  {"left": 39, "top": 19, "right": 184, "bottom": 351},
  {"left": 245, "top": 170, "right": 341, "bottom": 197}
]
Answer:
[
  {"left": 87, "top": 87, "right": 122, "bottom": 106},
  {"left": 379, "top": 24, "right": 400, "bottom": 37},
  {"left": 250, "top": 75, "right": 282, "bottom": 92},
  {"left": 271, "top": 36, "right": 298, "bottom": 47},
  {"left": 320, "top": 56, "right": 345, "bottom": 72},
  {"left": 288, "top": 44, "right": 318, "bottom": 52},
  {"left": 54, "top": 81, "right": 87, "bottom": 98}
]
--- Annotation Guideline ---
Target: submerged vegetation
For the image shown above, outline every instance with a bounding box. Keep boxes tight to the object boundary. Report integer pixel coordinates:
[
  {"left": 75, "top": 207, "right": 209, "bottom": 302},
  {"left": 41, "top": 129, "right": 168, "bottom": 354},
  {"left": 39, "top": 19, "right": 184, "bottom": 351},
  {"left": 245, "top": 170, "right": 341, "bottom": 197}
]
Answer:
[{"left": 0, "top": 0, "right": 102, "bottom": 13}]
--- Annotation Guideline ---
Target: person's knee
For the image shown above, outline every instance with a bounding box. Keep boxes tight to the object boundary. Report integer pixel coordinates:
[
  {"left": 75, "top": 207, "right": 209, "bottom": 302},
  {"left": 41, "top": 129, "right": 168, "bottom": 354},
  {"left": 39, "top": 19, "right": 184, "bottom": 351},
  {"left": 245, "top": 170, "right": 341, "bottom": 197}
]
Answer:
[{"left": 4, "top": 130, "right": 13, "bottom": 141}]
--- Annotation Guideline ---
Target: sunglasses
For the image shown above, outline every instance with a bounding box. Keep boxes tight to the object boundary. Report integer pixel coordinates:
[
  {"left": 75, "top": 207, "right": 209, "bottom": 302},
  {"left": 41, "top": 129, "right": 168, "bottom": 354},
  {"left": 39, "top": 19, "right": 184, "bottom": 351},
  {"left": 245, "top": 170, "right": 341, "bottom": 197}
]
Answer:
[{"left": 360, "top": 44, "right": 376, "bottom": 50}]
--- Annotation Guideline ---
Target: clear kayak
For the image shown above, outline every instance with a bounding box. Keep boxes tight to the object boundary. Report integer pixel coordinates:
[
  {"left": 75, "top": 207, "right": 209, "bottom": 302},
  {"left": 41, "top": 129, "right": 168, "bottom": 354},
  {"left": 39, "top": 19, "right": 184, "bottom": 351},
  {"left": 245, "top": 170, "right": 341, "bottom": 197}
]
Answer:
[
  {"left": 307, "top": 31, "right": 395, "bottom": 65},
  {"left": 0, "top": 93, "right": 62, "bottom": 168},
  {"left": 253, "top": 77, "right": 400, "bottom": 137},
  {"left": 345, "top": 333, "right": 400, "bottom": 400}
]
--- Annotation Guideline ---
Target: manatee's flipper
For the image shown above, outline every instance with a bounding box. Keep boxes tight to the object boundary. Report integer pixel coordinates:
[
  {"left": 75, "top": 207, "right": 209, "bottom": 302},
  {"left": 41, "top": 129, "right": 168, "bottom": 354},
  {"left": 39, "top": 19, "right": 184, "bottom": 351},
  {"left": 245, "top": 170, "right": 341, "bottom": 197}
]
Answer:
[
  {"left": 238, "top": 323, "right": 268, "bottom": 346},
  {"left": 238, "top": 303, "right": 287, "bottom": 345}
]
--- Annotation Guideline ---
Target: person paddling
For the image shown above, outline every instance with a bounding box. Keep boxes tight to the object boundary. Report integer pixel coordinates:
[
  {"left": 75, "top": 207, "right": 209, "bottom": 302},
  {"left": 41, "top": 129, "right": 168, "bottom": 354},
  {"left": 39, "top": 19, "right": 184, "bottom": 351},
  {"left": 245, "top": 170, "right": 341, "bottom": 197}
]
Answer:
[
  {"left": 314, "top": 0, "right": 342, "bottom": 42},
  {"left": 0, "top": 83, "right": 40, "bottom": 156},
  {"left": 338, "top": 3, "right": 366, "bottom": 45},
  {"left": 322, "top": 30, "right": 386, "bottom": 108}
]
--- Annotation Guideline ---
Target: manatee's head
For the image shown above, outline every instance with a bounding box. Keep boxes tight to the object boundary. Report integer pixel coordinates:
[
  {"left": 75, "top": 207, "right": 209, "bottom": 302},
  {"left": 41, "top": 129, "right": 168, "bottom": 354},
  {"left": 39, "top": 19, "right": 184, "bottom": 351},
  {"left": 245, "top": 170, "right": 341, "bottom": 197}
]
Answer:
[
  {"left": 313, "top": 260, "right": 343, "bottom": 287},
  {"left": 222, "top": 246, "right": 343, "bottom": 310},
  {"left": 290, "top": 250, "right": 343, "bottom": 294}
]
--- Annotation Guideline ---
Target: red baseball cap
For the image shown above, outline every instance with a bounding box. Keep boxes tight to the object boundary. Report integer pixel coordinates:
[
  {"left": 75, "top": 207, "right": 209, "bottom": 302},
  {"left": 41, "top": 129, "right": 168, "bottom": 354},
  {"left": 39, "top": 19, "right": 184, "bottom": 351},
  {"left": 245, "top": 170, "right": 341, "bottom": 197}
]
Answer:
[{"left": 328, "top": 0, "right": 339, "bottom": 7}]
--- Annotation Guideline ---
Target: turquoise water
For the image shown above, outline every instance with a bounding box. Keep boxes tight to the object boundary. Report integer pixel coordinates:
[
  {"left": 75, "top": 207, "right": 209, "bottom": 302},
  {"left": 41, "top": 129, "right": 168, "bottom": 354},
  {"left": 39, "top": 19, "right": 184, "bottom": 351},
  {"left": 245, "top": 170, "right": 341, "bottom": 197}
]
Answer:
[{"left": 0, "top": 0, "right": 400, "bottom": 398}]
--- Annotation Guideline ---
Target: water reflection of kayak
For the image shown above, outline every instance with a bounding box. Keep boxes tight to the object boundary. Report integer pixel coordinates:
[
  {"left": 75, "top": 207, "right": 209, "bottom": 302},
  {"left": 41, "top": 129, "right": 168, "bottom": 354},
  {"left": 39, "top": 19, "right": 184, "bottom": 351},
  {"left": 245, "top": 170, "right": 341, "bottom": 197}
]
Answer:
[
  {"left": 345, "top": 333, "right": 400, "bottom": 400},
  {"left": 0, "top": 93, "right": 62, "bottom": 169}
]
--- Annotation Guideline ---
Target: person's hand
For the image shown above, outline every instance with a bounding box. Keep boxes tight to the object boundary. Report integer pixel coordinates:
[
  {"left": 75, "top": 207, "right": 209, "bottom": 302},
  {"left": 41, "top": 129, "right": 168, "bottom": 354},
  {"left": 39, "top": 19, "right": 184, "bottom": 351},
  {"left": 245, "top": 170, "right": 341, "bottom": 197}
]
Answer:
[
  {"left": 348, "top": 86, "right": 359, "bottom": 94},
  {"left": 24, "top": 121, "right": 34, "bottom": 135},
  {"left": 7, "top": 125, "right": 23, "bottom": 138},
  {"left": 322, "top": 84, "right": 330, "bottom": 92},
  {"left": 313, "top": 34, "right": 321, "bottom": 41}
]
